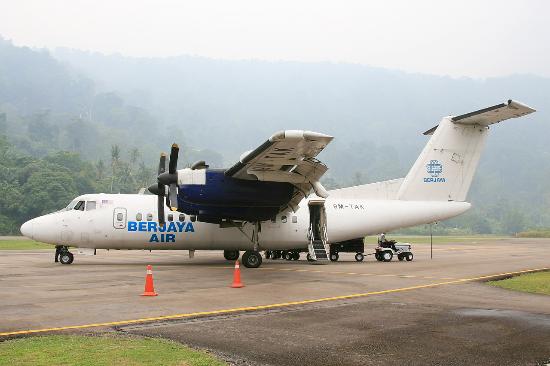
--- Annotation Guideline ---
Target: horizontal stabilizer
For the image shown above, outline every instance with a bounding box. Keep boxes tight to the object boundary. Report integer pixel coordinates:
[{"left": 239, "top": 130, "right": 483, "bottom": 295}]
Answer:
[{"left": 424, "top": 99, "right": 535, "bottom": 135}]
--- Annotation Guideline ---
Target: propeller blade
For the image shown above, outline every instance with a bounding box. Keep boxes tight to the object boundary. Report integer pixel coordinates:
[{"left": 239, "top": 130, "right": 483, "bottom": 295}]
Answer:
[
  {"left": 158, "top": 192, "right": 165, "bottom": 226},
  {"left": 169, "top": 184, "right": 178, "bottom": 211},
  {"left": 158, "top": 152, "right": 167, "bottom": 175},
  {"left": 168, "top": 143, "right": 179, "bottom": 174}
]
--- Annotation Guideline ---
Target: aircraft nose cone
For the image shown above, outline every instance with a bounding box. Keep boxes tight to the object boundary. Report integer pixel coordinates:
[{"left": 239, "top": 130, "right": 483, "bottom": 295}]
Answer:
[{"left": 20, "top": 220, "right": 34, "bottom": 239}]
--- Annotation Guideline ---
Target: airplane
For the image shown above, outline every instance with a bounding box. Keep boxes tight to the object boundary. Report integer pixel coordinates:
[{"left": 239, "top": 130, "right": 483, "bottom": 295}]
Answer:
[{"left": 20, "top": 99, "right": 535, "bottom": 268}]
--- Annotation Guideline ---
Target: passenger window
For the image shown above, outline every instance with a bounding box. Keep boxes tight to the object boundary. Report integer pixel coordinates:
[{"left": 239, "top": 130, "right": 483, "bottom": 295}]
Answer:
[
  {"left": 74, "top": 201, "right": 85, "bottom": 211},
  {"left": 146, "top": 213, "right": 153, "bottom": 221},
  {"left": 86, "top": 201, "right": 96, "bottom": 211},
  {"left": 116, "top": 213, "right": 123, "bottom": 221},
  {"left": 292, "top": 216, "right": 297, "bottom": 223},
  {"left": 179, "top": 214, "right": 185, "bottom": 222},
  {"left": 281, "top": 215, "right": 287, "bottom": 223},
  {"left": 136, "top": 213, "right": 143, "bottom": 221},
  {"left": 168, "top": 214, "right": 173, "bottom": 222}
]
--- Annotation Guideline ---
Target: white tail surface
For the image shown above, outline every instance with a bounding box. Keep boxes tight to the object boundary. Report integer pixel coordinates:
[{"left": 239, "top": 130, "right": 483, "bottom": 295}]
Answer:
[
  {"left": 397, "top": 100, "right": 535, "bottom": 202},
  {"left": 397, "top": 118, "right": 487, "bottom": 201}
]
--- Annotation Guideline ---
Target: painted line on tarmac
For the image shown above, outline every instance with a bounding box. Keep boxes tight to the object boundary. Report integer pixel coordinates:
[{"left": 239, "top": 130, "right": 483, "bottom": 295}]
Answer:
[{"left": 0, "top": 267, "right": 547, "bottom": 337}]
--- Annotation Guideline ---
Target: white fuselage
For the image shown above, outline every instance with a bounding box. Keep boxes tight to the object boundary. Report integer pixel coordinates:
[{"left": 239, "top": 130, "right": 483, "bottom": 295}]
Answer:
[{"left": 22, "top": 193, "right": 470, "bottom": 250}]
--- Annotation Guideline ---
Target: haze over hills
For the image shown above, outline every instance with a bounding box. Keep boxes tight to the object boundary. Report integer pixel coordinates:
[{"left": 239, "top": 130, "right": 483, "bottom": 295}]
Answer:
[{"left": 0, "top": 36, "right": 549, "bottom": 234}]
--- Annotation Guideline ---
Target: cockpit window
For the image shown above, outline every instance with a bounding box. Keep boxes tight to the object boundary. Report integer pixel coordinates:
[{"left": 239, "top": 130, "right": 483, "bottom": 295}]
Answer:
[
  {"left": 86, "top": 201, "right": 96, "bottom": 211},
  {"left": 65, "top": 200, "right": 78, "bottom": 211},
  {"left": 73, "top": 201, "right": 85, "bottom": 211}
]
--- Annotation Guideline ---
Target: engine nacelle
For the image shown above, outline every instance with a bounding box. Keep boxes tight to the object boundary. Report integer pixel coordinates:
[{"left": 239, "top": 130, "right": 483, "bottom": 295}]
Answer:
[{"left": 177, "top": 169, "right": 295, "bottom": 223}]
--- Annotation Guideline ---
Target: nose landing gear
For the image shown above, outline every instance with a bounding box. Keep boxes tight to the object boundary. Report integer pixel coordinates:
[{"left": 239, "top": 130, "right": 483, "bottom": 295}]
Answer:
[{"left": 55, "top": 245, "right": 74, "bottom": 265}]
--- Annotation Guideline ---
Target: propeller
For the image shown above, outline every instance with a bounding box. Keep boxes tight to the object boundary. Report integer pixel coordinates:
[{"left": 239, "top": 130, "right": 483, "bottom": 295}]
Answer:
[
  {"left": 157, "top": 153, "right": 166, "bottom": 226},
  {"left": 148, "top": 143, "right": 180, "bottom": 226}
]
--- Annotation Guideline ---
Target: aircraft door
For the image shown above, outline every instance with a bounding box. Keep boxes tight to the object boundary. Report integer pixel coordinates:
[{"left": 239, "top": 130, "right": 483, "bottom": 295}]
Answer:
[
  {"left": 113, "top": 207, "right": 127, "bottom": 229},
  {"left": 308, "top": 200, "right": 327, "bottom": 243}
]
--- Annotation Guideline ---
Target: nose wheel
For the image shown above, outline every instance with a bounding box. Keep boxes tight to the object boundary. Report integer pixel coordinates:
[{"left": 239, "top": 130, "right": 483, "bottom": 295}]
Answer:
[{"left": 55, "top": 246, "right": 74, "bottom": 265}]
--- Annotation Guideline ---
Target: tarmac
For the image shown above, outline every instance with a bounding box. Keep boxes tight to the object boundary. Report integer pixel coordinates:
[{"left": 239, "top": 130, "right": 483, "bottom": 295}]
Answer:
[{"left": 0, "top": 238, "right": 549, "bottom": 365}]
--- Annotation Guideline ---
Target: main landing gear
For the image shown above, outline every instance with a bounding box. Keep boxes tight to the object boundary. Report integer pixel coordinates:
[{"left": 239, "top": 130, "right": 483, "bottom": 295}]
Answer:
[
  {"left": 224, "top": 249, "right": 261, "bottom": 268},
  {"left": 223, "top": 250, "right": 240, "bottom": 261},
  {"left": 241, "top": 250, "right": 262, "bottom": 268},
  {"left": 55, "top": 245, "right": 74, "bottom": 265}
]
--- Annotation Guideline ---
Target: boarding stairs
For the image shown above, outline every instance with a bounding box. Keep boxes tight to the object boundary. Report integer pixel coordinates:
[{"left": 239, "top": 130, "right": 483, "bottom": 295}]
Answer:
[{"left": 307, "top": 201, "right": 329, "bottom": 263}]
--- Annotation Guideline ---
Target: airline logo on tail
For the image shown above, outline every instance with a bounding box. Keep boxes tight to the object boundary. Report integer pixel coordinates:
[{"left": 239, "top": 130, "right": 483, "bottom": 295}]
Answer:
[{"left": 424, "top": 160, "right": 446, "bottom": 183}]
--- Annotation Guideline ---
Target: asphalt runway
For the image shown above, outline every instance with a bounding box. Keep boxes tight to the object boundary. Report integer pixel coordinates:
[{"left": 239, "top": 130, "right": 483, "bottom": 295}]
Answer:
[{"left": 1, "top": 238, "right": 549, "bottom": 365}]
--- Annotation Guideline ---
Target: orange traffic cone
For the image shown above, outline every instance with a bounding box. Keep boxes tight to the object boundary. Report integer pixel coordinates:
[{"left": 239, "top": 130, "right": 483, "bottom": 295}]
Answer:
[
  {"left": 141, "top": 265, "right": 158, "bottom": 296},
  {"left": 231, "top": 260, "right": 244, "bottom": 288}
]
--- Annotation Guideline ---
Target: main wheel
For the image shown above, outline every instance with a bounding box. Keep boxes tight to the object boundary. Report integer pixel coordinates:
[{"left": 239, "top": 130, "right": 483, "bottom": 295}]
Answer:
[
  {"left": 355, "top": 253, "right": 364, "bottom": 262},
  {"left": 223, "top": 250, "right": 240, "bottom": 261},
  {"left": 398, "top": 254, "right": 404, "bottom": 261},
  {"left": 406, "top": 253, "right": 414, "bottom": 261},
  {"left": 329, "top": 252, "right": 339, "bottom": 262},
  {"left": 59, "top": 251, "right": 74, "bottom": 265},
  {"left": 382, "top": 251, "right": 393, "bottom": 262},
  {"left": 242, "top": 250, "right": 262, "bottom": 268}
]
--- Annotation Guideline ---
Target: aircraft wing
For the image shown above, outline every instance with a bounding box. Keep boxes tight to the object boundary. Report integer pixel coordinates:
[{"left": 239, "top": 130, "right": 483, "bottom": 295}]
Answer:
[{"left": 225, "top": 130, "right": 334, "bottom": 210}]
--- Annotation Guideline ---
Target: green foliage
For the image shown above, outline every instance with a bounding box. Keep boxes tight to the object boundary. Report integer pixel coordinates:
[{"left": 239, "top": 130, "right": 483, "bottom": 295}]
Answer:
[
  {"left": 516, "top": 229, "right": 550, "bottom": 238},
  {"left": 489, "top": 271, "right": 550, "bottom": 296},
  {"left": 0, "top": 335, "right": 226, "bottom": 366},
  {"left": 0, "top": 239, "right": 52, "bottom": 250},
  {"left": 0, "top": 136, "right": 154, "bottom": 234}
]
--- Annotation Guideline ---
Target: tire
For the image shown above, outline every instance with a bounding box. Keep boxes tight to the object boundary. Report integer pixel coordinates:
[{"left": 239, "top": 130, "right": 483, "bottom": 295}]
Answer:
[
  {"left": 242, "top": 251, "right": 262, "bottom": 268},
  {"left": 355, "top": 253, "right": 364, "bottom": 262},
  {"left": 375, "top": 252, "right": 382, "bottom": 261},
  {"left": 223, "top": 250, "right": 240, "bottom": 261},
  {"left": 59, "top": 251, "right": 74, "bottom": 265},
  {"left": 382, "top": 251, "right": 393, "bottom": 262},
  {"left": 329, "top": 252, "right": 339, "bottom": 262},
  {"left": 292, "top": 252, "right": 300, "bottom": 261},
  {"left": 398, "top": 254, "right": 404, "bottom": 261},
  {"left": 406, "top": 253, "right": 414, "bottom": 261},
  {"left": 285, "top": 252, "right": 293, "bottom": 260}
]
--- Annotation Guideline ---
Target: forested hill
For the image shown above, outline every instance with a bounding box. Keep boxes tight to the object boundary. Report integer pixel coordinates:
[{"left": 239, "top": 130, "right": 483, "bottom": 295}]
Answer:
[{"left": 0, "top": 36, "right": 549, "bottom": 234}]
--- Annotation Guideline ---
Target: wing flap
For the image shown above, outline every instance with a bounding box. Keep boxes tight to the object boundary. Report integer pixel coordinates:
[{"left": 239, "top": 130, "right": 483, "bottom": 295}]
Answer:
[{"left": 226, "top": 130, "right": 333, "bottom": 182}]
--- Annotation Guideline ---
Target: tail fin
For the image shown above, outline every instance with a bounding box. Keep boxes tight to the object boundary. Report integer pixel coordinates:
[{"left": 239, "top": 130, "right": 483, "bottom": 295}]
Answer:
[{"left": 397, "top": 100, "right": 535, "bottom": 202}]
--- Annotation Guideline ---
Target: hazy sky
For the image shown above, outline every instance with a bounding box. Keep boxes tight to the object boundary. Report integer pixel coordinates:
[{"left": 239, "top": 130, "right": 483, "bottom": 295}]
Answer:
[{"left": 1, "top": 0, "right": 549, "bottom": 78}]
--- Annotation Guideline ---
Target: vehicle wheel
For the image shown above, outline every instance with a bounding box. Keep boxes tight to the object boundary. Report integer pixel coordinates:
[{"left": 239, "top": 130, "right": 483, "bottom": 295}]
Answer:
[
  {"left": 398, "top": 254, "right": 404, "bottom": 261},
  {"left": 59, "top": 251, "right": 74, "bottom": 265},
  {"left": 329, "top": 252, "right": 339, "bottom": 262},
  {"left": 242, "top": 250, "right": 262, "bottom": 268},
  {"left": 307, "top": 253, "right": 313, "bottom": 262},
  {"left": 355, "top": 253, "right": 364, "bottom": 262},
  {"left": 406, "top": 253, "right": 414, "bottom": 261},
  {"left": 382, "top": 251, "right": 393, "bottom": 262},
  {"left": 292, "top": 252, "right": 300, "bottom": 260},
  {"left": 375, "top": 253, "right": 382, "bottom": 261},
  {"left": 286, "top": 252, "right": 294, "bottom": 260},
  {"left": 223, "top": 250, "right": 240, "bottom": 261}
]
